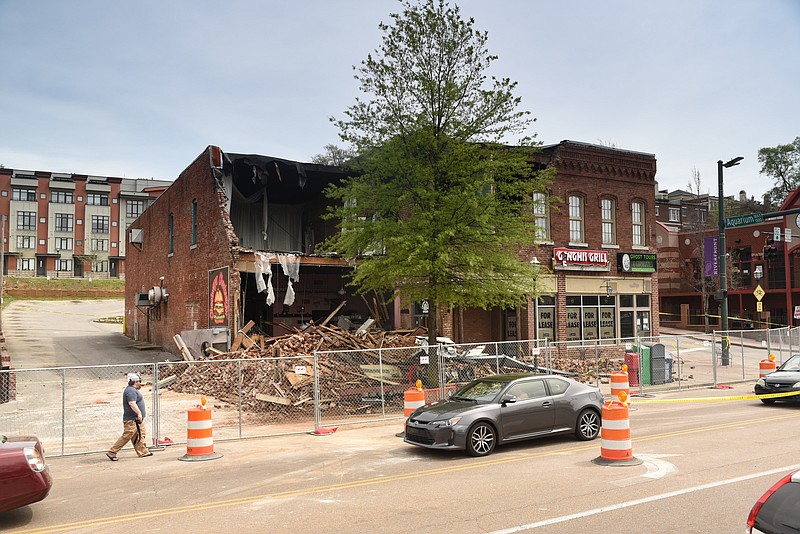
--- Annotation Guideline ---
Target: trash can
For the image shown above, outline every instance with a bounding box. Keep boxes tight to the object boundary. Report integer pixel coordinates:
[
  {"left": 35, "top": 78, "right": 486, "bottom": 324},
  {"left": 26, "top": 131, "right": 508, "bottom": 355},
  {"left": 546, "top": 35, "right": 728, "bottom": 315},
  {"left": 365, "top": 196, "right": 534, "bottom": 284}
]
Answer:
[
  {"left": 624, "top": 351, "right": 640, "bottom": 387},
  {"left": 648, "top": 343, "right": 668, "bottom": 385},
  {"left": 633, "top": 344, "right": 652, "bottom": 386}
]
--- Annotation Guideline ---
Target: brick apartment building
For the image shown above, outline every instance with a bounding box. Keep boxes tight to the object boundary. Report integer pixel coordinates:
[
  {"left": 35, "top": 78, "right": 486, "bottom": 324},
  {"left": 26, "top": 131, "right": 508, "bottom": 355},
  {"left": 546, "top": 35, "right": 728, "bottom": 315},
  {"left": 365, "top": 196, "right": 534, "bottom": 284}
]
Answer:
[
  {"left": 124, "top": 141, "right": 659, "bottom": 357},
  {"left": 0, "top": 167, "right": 169, "bottom": 279}
]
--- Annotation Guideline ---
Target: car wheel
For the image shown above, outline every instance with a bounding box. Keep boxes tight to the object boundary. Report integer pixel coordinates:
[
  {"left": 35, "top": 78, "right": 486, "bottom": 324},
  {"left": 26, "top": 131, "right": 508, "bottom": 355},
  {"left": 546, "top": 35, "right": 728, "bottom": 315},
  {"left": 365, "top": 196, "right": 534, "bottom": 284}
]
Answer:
[
  {"left": 466, "top": 422, "right": 496, "bottom": 457},
  {"left": 575, "top": 408, "right": 600, "bottom": 440},
  {"left": 760, "top": 398, "right": 776, "bottom": 405}
]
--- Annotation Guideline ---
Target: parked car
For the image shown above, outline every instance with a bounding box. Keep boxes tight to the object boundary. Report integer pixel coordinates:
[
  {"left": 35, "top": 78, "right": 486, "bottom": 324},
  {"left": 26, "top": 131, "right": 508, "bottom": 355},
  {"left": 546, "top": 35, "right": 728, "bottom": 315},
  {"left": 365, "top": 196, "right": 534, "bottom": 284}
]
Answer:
[
  {"left": 404, "top": 373, "right": 603, "bottom": 457},
  {"left": 754, "top": 354, "right": 800, "bottom": 404},
  {"left": 0, "top": 434, "right": 53, "bottom": 513},
  {"left": 747, "top": 469, "right": 800, "bottom": 533}
]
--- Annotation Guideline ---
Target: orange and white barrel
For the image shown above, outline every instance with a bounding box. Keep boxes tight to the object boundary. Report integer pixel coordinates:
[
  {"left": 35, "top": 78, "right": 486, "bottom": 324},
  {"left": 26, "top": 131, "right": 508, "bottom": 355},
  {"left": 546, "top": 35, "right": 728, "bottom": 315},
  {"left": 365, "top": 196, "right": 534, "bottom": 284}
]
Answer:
[
  {"left": 759, "top": 355, "right": 776, "bottom": 377},
  {"left": 404, "top": 387, "right": 425, "bottom": 418},
  {"left": 178, "top": 406, "right": 222, "bottom": 461},
  {"left": 592, "top": 400, "right": 641, "bottom": 466},
  {"left": 610, "top": 369, "right": 630, "bottom": 402}
]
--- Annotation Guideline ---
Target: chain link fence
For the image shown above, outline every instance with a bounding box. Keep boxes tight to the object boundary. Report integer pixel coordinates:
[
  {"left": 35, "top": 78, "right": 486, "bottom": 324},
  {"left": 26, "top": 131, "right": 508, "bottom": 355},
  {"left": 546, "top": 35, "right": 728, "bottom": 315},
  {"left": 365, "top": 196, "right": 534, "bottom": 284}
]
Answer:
[{"left": 1, "top": 327, "right": 796, "bottom": 457}]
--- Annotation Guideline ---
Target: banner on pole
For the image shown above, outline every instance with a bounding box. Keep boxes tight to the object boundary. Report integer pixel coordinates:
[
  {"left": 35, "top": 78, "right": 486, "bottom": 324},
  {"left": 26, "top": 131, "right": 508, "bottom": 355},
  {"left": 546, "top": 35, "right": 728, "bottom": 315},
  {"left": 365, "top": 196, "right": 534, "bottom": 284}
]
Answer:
[{"left": 704, "top": 236, "right": 719, "bottom": 276}]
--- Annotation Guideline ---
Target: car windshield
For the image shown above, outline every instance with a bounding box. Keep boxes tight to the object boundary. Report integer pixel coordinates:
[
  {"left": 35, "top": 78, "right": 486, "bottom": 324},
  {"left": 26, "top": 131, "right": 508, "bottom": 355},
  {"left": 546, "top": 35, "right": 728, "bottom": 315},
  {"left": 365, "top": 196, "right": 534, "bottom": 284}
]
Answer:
[
  {"left": 451, "top": 380, "right": 508, "bottom": 403},
  {"left": 780, "top": 355, "right": 800, "bottom": 371}
]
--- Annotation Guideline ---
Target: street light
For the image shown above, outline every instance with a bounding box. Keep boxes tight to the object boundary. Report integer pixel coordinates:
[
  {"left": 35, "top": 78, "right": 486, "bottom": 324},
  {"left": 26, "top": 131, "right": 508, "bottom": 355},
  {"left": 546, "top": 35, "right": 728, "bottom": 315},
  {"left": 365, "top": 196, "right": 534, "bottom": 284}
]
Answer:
[{"left": 717, "top": 156, "right": 743, "bottom": 366}]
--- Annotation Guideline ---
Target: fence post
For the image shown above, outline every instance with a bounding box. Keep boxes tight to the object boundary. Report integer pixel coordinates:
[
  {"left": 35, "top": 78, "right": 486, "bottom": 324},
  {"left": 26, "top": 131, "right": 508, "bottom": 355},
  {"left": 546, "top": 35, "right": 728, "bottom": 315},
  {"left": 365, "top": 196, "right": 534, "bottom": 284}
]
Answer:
[
  {"left": 313, "top": 353, "right": 321, "bottom": 433},
  {"left": 379, "top": 347, "right": 386, "bottom": 419},
  {"left": 711, "top": 331, "right": 718, "bottom": 388},
  {"left": 61, "top": 368, "right": 66, "bottom": 456},
  {"left": 594, "top": 340, "right": 600, "bottom": 388},
  {"left": 740, "top": 331, "right": 745, "bottom": 380},
  {"left": 152, "top": 362, "right": 160, "bottom": 448},
  {"left": 675, "top": 335, "right": 681, "bottom": 389},
  {"left": 237, "top": 360, "right": 243, "bottom": 438}
]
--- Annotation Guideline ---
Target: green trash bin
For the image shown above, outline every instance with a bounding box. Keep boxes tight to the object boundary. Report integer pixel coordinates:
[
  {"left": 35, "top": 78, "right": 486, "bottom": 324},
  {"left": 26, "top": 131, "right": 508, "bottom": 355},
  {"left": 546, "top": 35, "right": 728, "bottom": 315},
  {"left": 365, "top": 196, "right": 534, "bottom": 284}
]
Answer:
[{"left": 633, "top": 344, "right": 652, "bottom": 386}]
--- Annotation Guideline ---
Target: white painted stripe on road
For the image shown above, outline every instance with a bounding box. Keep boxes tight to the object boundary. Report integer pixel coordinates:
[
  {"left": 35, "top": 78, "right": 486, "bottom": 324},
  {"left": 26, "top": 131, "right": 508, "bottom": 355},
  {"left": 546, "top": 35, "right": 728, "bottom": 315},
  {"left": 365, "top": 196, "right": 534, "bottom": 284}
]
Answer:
[{"left": 488, "top": 463, "right": 800, "bottom": 533}]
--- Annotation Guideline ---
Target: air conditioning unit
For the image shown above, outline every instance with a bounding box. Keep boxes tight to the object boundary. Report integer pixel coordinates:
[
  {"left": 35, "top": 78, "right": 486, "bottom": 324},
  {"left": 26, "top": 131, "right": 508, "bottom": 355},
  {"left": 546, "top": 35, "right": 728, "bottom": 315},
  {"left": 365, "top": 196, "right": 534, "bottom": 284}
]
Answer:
[{"left": 130, "top": 229, "right": 143, "bottom": 244}]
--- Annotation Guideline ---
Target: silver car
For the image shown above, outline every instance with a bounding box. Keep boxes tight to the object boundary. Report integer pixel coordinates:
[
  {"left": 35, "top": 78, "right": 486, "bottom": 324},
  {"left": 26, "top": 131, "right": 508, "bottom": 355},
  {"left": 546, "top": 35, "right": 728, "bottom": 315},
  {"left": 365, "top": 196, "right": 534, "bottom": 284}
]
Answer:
[{"left": 404, "top": 373, "right": 603, "bottom": 457}]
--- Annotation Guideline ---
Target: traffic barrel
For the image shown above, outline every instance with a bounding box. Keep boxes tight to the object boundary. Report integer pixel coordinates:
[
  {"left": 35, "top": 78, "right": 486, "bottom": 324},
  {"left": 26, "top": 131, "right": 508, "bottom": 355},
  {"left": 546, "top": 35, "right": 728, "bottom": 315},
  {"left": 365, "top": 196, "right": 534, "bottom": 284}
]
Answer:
[
  {"left": 592, "top": 393, "right": 642, "bottom": 466},
  {"left": 178, "top": 397, "right": 222, "bottom": 462},
  {"left": 397, "top": 380, "right": 425, "bottom": 437},
  {"left": 610, "top": 366, "right": 630, "bottom": 402},
  {"left": 759, "top": 354, "right": 776, "bottom": 377}
]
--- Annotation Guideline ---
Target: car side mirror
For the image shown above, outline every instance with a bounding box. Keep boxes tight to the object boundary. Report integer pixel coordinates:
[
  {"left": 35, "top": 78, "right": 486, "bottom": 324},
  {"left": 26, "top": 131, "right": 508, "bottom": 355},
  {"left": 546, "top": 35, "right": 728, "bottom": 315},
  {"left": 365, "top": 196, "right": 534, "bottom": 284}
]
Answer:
[{"left": 501, "top": 394, "right": 517, "bottom": 405}]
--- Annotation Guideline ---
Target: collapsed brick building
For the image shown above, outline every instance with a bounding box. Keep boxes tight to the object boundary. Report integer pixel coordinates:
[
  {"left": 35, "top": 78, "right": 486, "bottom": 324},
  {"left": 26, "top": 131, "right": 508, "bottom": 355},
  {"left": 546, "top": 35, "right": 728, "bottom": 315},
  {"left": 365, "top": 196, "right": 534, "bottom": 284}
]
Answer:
[{"left": 124, "top": 142, "right": 658, "bottom": 357}]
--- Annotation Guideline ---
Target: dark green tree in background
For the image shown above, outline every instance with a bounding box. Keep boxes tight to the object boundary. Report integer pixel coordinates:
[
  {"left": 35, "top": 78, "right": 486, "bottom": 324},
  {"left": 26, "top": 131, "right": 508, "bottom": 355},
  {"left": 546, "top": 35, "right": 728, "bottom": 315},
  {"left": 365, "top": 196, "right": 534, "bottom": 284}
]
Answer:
[
  {"left": 759, "top": 136, "right": 800, "bottom": 207},
  {"left": 321, "top": 0, "right": 552, "bottom": 344}
]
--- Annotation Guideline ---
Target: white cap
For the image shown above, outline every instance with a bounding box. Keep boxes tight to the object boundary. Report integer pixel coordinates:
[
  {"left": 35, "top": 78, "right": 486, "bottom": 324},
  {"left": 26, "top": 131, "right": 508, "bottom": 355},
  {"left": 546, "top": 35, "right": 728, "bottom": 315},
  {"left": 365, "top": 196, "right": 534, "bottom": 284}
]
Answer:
[{"left": 127, "top": 373, "right": 141, "bottom": 383}]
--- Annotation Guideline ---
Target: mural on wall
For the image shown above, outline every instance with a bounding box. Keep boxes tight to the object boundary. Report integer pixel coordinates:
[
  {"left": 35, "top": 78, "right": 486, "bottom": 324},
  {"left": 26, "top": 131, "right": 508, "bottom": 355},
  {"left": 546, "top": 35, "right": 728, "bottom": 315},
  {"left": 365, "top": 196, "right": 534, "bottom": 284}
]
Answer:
[{"left": 209, "top": 266, "right": 230, "bottom": 328}]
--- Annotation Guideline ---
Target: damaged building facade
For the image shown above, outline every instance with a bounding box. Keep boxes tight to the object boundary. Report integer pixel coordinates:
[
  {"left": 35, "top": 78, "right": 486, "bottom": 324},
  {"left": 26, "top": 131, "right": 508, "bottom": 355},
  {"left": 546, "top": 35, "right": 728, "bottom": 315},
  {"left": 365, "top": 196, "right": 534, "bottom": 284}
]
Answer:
[{"left": 124, "top": 142, "right": 658, "bottom": 357}]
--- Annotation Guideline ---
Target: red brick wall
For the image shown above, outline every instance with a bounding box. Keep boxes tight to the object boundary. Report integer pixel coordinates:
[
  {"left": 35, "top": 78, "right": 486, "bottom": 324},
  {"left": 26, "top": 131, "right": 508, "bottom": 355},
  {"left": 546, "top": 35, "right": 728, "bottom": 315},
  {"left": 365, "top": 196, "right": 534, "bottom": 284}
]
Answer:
[{"left": 124, "top": 147, "right": 239, "bottom": 353}]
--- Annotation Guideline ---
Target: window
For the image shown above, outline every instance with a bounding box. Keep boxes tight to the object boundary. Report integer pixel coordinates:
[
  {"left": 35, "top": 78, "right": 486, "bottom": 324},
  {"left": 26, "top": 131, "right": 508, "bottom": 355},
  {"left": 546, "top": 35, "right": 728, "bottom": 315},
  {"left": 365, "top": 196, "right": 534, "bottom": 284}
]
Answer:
[
  {"left": 565, "top": 295, "right": 616, "bottom": 341},
  {"left": 191, "top": 199, "right": 198, "bottom": 246},
  {"left": 55, "top": 213, "right": 73, "bottom": 232},
  {"left": 17, "top": 258, "right": 34, "bottom": 271},
  {"left": 536, "top": 295, "right": 556, "bottom": 341},
  {"left": 668, "top": 207, "right": 680, "bottom": 222},
  {"left": 91, "top": 238, "right": 109, "bottom": 252},
  {"left": 532, "top": 192, "right": 549, "bottom": 241},
  {"left": 17, "top": 211, "right": 36, "bottom": 231},
  {"left": 51, "top": 190, "right": 73, "bottom": 204},
  {"left": 126, "top": 200, "right": 144, "bottom": 219},
  {"left": 87, "top": 193, "right": 109, "bottom": 206},
  {"left": 92, "top": 260, "right": 108, "bottom": 272},
  {"left": 601, "top": 198, "right": 616, "bottom": 244},
  {"left": 16, "top": 235, "right": 35, "bottom": 249},
  {"left": 507, "top": 380, "right": 547, "bottom": 401},
  {"left": 56, "top": 259, "right": 72, "bottom": 272},
  {"left": 569, "top": 195, "right": 584, "bottom": 243},
  {"left": 91, "top": 215, "right": 109, "bottom": 234},
  {"left": 168, "top": 213, "right": 174, "bottom": 254},
  {"left": 12, "top": 188, "right": 36, "bottom": 201},
  {"left": 54, "top": 237, "right": 73, "bottom": 250},
  {"left": 633, "top": 201, "right": 645, "bottom": 246}
]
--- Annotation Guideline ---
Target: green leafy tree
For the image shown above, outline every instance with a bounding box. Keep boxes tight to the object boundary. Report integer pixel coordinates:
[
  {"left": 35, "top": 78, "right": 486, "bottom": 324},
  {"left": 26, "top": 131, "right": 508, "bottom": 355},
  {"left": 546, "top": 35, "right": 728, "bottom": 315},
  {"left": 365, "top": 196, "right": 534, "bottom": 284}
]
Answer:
[
  {"left": 322, "top": 0, "right": 552, "bottom": 344},
  {"left": 310, "top": 144, "right": 357, "bottom": 166},
  {"left": 759, "top": 136, "right": 800, "bottom": 204}
]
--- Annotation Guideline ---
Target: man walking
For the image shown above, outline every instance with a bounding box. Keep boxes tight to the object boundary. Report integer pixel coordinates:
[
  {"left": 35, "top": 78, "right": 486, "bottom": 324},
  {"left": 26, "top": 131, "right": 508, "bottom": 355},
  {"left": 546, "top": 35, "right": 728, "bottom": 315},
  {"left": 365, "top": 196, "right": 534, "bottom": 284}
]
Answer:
[{"left": 106, "top": 372, "right": 153, "bottom": 460}]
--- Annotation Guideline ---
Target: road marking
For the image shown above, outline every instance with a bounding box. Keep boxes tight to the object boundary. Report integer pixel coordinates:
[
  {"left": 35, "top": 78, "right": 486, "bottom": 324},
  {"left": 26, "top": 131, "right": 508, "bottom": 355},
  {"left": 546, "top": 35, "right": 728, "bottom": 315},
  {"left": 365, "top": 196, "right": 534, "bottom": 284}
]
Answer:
[
  {"left": 488, "top": 463, "right": 800, "bottom": 533},
  {"left": 639, "top": 453, "right": 679, "bottom": 480},
  {"left": 13, "top": 412, "right": 798, "bottom": 534}
]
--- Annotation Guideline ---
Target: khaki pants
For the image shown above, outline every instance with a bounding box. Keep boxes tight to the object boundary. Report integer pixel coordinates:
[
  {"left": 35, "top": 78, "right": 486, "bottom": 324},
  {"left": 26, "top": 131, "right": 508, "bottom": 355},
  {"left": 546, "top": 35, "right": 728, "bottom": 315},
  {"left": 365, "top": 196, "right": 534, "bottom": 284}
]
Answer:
[{"left": 109, "top": 419, "right": 149, "bottom": 457}]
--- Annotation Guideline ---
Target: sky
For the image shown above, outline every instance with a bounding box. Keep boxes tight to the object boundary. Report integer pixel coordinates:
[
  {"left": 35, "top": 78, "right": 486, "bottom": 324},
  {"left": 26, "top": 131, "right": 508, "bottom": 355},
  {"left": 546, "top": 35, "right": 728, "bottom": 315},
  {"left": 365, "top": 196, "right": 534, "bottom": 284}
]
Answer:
[{"left": 1, "top": 0, "right": 798, "bottom": 201}]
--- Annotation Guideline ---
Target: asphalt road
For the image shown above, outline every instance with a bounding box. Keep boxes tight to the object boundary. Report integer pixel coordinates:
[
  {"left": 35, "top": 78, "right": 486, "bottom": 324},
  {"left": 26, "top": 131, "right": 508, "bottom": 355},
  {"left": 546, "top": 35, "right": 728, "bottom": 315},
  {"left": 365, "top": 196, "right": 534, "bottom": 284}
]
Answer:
[
  {"left": 2, "top": 382, "right": 798, "bottom": 533},
  {"left": 2, "top": 300, "right": 797, "bottom": 533}
]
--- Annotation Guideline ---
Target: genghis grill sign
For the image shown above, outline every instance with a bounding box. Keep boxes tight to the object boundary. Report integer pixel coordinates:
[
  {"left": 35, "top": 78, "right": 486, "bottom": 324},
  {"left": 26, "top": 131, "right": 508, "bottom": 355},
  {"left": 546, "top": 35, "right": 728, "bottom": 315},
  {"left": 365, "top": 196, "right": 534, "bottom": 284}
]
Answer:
[{"left": 553, "top": 248, "right": 610, "bottom": 272}]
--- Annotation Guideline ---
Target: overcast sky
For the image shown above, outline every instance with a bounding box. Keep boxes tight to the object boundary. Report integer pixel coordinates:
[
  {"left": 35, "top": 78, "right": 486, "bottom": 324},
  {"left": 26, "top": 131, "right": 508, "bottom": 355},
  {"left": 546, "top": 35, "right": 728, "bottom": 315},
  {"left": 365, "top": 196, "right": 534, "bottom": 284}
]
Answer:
[{"left": 1, "top": 0, "right": 798, "bottom": 201}]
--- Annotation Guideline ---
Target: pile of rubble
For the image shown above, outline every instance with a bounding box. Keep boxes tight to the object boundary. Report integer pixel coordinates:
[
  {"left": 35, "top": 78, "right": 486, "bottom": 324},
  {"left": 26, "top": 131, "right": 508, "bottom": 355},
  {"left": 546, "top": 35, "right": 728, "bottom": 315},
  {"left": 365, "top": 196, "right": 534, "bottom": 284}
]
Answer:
[{"left": 160, "top": 322, "right": 429, "bottom": 420}]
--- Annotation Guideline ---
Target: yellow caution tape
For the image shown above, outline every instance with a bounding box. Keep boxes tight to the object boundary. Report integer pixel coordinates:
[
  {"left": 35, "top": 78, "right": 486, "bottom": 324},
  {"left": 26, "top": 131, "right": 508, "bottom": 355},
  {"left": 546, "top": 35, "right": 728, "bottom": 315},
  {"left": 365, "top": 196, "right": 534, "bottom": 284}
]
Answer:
[{"left": 630, "top": 390, "right": 800, "bottom": 403}]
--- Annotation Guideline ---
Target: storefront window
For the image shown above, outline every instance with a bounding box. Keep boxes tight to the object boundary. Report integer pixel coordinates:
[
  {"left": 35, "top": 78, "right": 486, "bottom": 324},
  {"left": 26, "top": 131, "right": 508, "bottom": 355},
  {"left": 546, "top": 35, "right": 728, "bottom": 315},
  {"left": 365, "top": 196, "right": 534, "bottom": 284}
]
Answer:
[
  {"left": 536, "top": 296, "right": 556, "bottom": 341},
  {"left": 565, "top": 295, "right": 617, "bottom": 341}
]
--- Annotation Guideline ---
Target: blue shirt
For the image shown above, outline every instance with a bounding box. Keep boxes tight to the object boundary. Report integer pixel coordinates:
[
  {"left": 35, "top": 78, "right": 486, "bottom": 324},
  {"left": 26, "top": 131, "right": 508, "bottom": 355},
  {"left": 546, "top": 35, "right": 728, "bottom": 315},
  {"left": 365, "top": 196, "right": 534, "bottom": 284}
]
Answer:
[{"left": 122, "top": 385, "right": 145, "bottom": 421}]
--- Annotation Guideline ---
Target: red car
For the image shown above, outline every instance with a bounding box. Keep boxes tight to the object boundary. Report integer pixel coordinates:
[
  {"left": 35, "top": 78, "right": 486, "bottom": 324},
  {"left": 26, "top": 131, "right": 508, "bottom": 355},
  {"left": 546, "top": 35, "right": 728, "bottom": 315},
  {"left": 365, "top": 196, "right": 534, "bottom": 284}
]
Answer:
[{"left": 0, "top": 435, "right": 53, "bottom": 513}]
